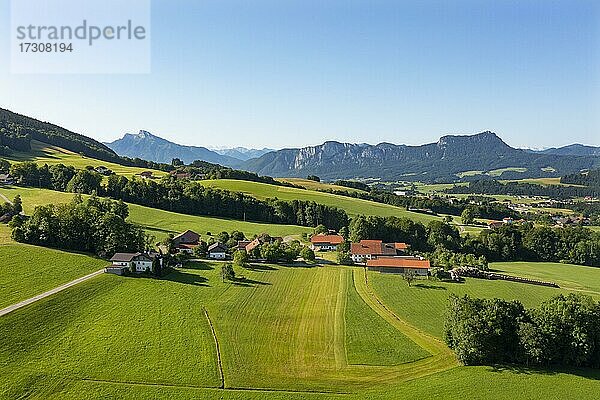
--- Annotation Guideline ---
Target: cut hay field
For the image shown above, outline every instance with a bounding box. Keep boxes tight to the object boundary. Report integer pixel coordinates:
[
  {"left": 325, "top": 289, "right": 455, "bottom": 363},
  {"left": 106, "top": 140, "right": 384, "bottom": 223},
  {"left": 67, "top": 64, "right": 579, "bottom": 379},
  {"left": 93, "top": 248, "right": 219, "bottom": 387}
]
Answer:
[
  {"left": 0, "top": 186, "right": 311, "bottom": 240},
  {"left": 0, "top": 140, "right": 167, "bottom": 179},
  {"left": 0, "top": 261, "right": 599, "bottom": 399},
  {"left": 200, "top": 179, "right": 441, "bottom": 223}
]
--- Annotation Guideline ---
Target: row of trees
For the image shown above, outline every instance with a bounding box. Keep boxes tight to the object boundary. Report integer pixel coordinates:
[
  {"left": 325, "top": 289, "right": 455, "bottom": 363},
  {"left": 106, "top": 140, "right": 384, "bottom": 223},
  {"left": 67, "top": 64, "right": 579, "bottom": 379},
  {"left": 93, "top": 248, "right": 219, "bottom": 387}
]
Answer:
[
  {"left": 446, "top": 180, "right": 600, "bottom": 199},
  {"left": 6, "top": 161, "right": 349, "bottom": 230},
  {"left": 346, "top": 215, "right": 600, "bottom": 267},
  {"left": 445, "top": 294, "right": 600, "bottom": 368},
  {"left": 561, "top": 169, "right": 600, "bottom": 187},
  {"left": 11, "top": 195, "right": 149, "bottom": 257}
]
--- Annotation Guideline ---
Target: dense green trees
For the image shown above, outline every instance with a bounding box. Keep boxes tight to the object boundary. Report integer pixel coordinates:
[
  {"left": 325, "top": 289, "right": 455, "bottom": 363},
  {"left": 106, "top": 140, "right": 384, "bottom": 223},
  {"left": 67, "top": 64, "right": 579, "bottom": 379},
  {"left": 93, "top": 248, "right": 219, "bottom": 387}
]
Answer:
[
  {"left": 561, "top": 169, "right": 600, "bottom": 187},
  {"left": 103, "top": 175, "right": 349, "bottom": 229},
  {"left": 347, "top": 215, "right": 600, "bottom": 267},
  {"left": 447, "top": 179, "right": 600, "bottom": 199},
  {"left": 8, "top": 162, "right": 349, "bottom": 230},
  {"left": 11, "top": 195, "right": 147, "bottom": 257},
  {"left": 445, "top": 294, "right": 600, "bottom": 368}
]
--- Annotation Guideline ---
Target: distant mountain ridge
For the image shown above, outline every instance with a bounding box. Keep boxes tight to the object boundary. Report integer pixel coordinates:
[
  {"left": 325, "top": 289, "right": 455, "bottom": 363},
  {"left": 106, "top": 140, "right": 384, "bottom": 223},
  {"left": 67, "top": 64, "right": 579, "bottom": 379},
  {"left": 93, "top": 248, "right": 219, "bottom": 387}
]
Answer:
[
  {"left": 105, "top": 131, "right": 242, "bottom": 167},
  {"left": 212, "top": 147, "right": 274, "bottom": 161},
  {"left": 240, "top": 132, "right": 600, "bottom": 182},
  {"left": 528, "top": 144, "right": 600, "bottom": 157}
]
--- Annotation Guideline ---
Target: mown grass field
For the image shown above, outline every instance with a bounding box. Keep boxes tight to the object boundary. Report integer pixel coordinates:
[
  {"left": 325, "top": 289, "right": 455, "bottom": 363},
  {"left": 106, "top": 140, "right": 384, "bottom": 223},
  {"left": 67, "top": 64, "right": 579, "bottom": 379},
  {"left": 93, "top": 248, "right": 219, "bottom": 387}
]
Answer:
[
  {"left": 0, "top": 186, "right": 311, "bottom": 240},
  {"left": 1, "top": 140, "right": 167, "bottom": 179},
  {"left": 0, "top": 243, "right": 106, "bottom": 309},
  {"left": 368, "top": 264, "right": 600, "bottom": 339},
  {"left": 491, "top": 261, "right": 600, "bottom": 296},
  {"left": 200, "top": 179, "right": 441, "bottom": 223},
  {"left": 0, "top": 260, "right": 599, "bottom": 399},
  {"left": 277, "top": 178, "right": 364, "bottom": 193}
]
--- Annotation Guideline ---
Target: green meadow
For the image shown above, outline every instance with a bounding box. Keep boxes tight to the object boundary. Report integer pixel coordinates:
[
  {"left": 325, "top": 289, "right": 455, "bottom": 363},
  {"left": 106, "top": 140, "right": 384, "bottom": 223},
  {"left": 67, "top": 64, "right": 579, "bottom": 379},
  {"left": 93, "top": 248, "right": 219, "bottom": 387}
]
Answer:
[
  {"left": 1, "top": 140, "right": 167, "bottom": 179},
  {"left": 1, "top": 262, "right": 599, "bottom": 399},
  {"left": 0, "top": 186, "right": 311, "bottom": 240},
  {"left": 368, "top": 264, "right": 600, "bottom": 339},
  {"left": 0, "top": 243, "right": 106, "bottom": 309},
  {"left": 200, "top": 179, "right": 441, "bottom": 223}
]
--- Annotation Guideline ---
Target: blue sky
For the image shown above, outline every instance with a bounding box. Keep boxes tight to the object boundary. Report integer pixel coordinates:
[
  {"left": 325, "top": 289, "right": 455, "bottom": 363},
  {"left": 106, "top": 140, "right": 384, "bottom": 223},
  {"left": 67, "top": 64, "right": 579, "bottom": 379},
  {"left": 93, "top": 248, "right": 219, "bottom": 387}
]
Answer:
[{"left": 0, "top": 0, "right": 598, "bottom": 149}]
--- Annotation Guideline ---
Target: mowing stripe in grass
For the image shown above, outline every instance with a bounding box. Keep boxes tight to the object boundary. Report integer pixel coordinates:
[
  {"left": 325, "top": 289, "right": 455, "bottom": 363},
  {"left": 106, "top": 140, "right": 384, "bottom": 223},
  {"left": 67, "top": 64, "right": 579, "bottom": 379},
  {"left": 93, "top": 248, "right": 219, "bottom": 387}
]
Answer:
[{"left": 204, "top": 308, "right": 225, "bottom": 389}]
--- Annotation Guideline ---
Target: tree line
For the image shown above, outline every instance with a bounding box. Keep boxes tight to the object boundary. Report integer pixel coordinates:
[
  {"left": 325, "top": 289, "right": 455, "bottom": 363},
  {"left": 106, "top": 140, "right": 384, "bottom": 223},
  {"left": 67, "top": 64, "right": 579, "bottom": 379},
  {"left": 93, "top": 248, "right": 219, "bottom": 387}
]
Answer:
[
  {"left": 446, "top": 179, "right": 600, "bottom": 199},
  {"left": 7, "top": 161, "right": 349, "bottom": 230},
  {"left": 561, "top": 169, "right": 600, "bottom": 187},
  {"left": 10, "top": 195, "right": 148, "bottom": 257},
  {"left": 445, "top": 293, "right": 600, "bottom": 368},
  {"left": 346, "top": 215, "right": 600, "bottom": 267},
  {"left": 319, "top": 187, "right": 520, "bottom": 220}
]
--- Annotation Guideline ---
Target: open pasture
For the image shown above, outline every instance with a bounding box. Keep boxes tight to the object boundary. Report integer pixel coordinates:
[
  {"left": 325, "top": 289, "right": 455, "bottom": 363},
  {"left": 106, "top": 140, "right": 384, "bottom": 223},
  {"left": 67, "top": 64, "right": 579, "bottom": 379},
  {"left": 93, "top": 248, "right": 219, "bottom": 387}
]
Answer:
[
  {"left": 200, "top": 179, "right": 441, "bottom": 223},
  {"left": 1, "top": 140, "right": 167, "bottom": 179}
]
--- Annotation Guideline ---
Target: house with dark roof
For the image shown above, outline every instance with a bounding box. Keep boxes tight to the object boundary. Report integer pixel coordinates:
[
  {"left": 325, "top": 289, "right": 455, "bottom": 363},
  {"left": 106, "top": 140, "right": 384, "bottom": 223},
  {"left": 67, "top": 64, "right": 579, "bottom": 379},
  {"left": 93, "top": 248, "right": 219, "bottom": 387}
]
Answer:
[
  {"left": 310, "top": 234, "right": 344, "bottom": 251},
  {"left": 350, "top": 240, "right": 410, "bottom": 263},
  {"left": 207, "top": 242, "right": 228, "bottom": 259},
  {"left": 172, "top": 230, "right": 200, "bottom": 253},
  {"left": 366, "top": 256, "right": 431, "bottom": 275},
  {"left": 107, "top": 253, "right": 153, "bottom": 275},
  {"left": 0, "top": 174, "right": 15, "bottom": 185}
]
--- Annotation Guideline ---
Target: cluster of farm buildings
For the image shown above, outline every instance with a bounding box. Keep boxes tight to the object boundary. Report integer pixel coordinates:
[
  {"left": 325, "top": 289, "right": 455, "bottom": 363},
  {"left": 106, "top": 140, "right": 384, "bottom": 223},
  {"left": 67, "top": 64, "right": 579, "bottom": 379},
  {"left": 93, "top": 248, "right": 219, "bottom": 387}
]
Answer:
[
  {"left": 310, "top": 233, "right": 431, "bottom": 276},
  {"left": 105, "top": 229, "right": 431, "bottom": 276}
]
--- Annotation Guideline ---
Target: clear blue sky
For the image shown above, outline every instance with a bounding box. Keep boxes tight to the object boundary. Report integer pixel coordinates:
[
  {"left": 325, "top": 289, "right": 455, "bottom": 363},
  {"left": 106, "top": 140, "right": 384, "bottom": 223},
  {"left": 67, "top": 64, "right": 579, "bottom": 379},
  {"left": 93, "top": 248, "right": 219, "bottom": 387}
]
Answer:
[{"left": 1, "top": 0, "right": 598, "bottom": 149}]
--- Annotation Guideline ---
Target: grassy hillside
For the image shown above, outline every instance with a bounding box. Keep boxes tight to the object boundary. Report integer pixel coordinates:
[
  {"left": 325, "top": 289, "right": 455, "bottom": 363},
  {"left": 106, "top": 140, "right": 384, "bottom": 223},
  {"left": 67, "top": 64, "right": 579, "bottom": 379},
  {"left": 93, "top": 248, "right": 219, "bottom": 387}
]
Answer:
[
  {"left": 1, "top": 140, "right": 167, "bottom": 179},
  {"left": 0, "top": 186, "right": 312, "bottom": 239},
  {"left": 1, "top": 262, "right": 598, "bottom": 399},
  {"left": 277, "top": 178, "right": 363, "bottom": 193},
  {"left": 0, "top": 243, "right": 106, "bottom": 309},
  {"left": 200, "top": 179, "right": 441, "bottom": 223}
]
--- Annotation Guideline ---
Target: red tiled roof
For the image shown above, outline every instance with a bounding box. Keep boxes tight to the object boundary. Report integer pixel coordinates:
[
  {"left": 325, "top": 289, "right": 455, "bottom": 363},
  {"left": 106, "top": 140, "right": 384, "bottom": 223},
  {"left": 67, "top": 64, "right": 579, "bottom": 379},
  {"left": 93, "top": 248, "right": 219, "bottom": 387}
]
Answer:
[
  {"left": 310, "top": 234, "right": 344, "bottom": 245},
  {"left": 245, "top": 238, "right": 261, "bottom": 252},
  {"left": 350, "top": 240, "right": 408, "bottom": 255},
  {"left": 367, "top": 257, "right": 430, "bottom": 269},
  {"left": 351, "top": 240, "right": 382, "bottom": 255}
]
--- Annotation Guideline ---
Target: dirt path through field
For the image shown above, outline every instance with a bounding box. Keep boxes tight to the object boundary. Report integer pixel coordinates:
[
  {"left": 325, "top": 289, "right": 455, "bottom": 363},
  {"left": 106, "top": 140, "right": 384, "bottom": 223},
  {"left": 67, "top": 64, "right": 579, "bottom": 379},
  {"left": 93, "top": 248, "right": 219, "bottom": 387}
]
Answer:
[{"left": 0, "top": 269, "right": 105, "bottom": 317}]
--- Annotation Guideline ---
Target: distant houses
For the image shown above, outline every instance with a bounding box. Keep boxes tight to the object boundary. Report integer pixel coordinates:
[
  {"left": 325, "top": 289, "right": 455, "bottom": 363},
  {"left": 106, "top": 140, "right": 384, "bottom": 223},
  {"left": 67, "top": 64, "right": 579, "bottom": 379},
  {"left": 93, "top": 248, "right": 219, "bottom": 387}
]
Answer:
[
  {"left": 350, "top": 240, "right": 409, "bottom": 264},
  {"left": 0, "top": 173, "right": 15, "bottom": 185},
  {"left": 172, "top": 229, "right": 201, "bottom": 253},
  {"left": 107, "top": 252, "right": 154, "bottom": 275},
  {"left": 207, "top": 242, "right": 228, "bottom": 259},
  {"left": 94, "top": 166, "right": 113, "bottom": 176},
  {"left": 310, "top": 233, "right": 344, "bottom": 251}
]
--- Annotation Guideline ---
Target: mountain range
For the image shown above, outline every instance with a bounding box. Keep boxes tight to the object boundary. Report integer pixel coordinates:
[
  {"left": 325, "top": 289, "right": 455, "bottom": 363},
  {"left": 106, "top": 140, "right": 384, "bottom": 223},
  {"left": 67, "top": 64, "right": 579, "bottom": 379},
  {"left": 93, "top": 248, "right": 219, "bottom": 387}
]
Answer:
[
  {"left": 528, "top": 144, "right": 600, "bottom": 157},
  {"left": 2, "top": 108, "right": 599, "bottom": 183},
  {"left": 211, "top": 147, "right": 274, "bottom": 161},
  {"left": 105, "top": 131, "right": 247, "bottom": 167},
  {"left": 241, "top": 132, "right": 600, "bottom": 182}
]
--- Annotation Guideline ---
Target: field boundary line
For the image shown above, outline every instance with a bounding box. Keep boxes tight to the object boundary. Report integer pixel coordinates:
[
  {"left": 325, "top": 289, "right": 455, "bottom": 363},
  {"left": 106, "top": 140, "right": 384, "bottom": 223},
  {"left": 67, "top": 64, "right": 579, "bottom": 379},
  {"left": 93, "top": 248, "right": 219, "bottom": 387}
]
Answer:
[
  {"left": 0, "top": 268, "right": 105, "bottom": 317},
  {"left": 203, "top": 307, "right": 225, "bottom": 389},
  {"left": 81, "top": 378, "right": 351, "bottom": 395}
]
